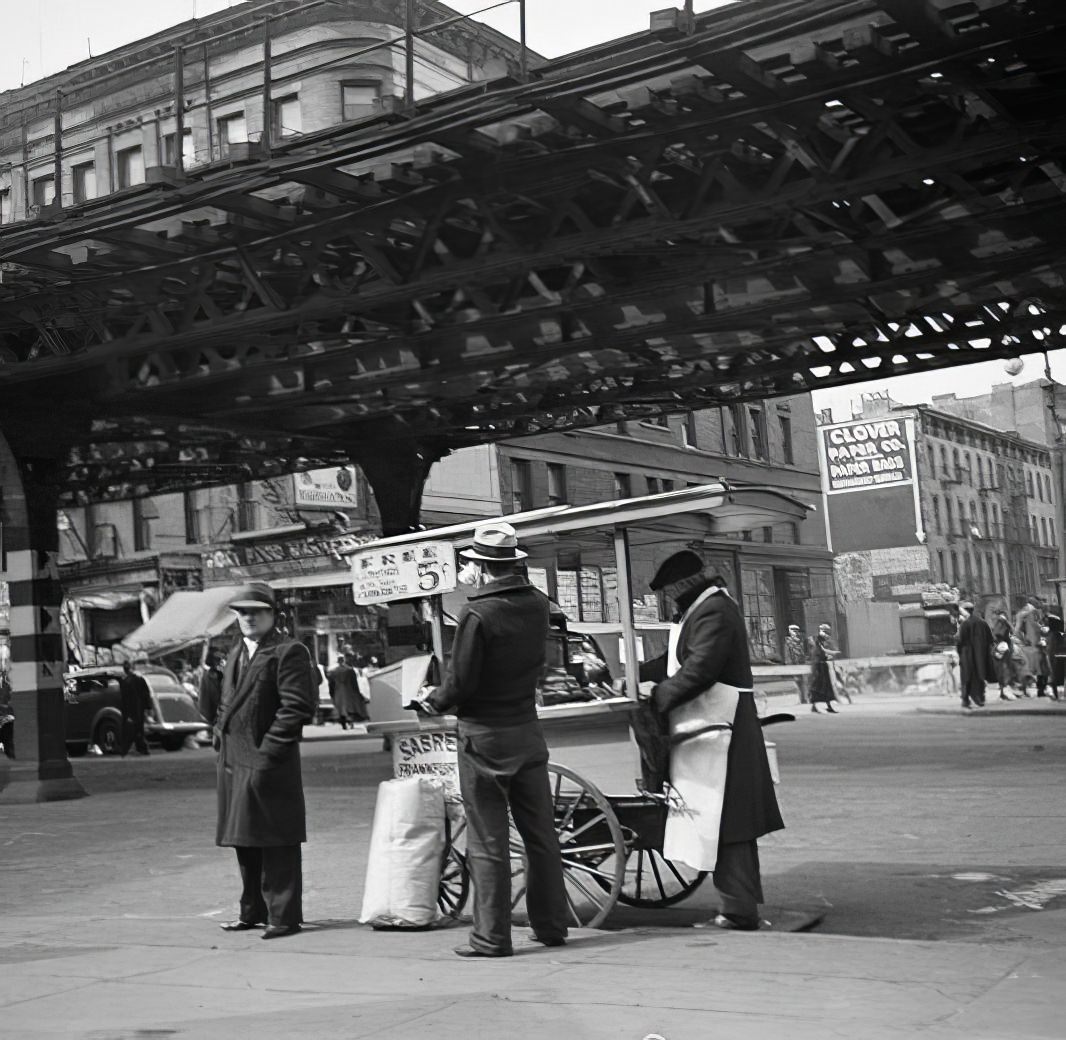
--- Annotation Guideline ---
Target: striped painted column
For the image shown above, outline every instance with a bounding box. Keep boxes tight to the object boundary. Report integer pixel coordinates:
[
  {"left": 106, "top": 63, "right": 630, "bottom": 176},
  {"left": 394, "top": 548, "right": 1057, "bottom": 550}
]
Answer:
[{"left": 0, "top": 439, "right": 86, "bottom": 803}]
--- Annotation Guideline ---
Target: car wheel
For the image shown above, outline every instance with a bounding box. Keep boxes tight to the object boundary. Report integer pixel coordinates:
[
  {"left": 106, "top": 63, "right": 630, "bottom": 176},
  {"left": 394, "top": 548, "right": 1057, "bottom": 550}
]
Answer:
[
  {"left": 95, "top": 717, "right": 122, "bottom": 756},
  {"left": 161, "top": 735, "right": 184, "bottom": 752}
]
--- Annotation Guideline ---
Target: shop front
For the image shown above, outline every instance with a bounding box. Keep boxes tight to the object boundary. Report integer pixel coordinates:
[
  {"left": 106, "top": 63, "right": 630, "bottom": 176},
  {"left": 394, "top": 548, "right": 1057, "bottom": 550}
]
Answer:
[
  {"left": 59, "top": 553, "right": 203, "bottom": 666},
  {"left": 201, "top": 528, "right": 383, "bottom": 670}
]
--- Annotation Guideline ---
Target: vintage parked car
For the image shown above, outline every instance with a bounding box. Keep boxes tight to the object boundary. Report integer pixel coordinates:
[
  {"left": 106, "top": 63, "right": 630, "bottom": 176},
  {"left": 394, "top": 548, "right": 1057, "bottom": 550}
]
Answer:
[{"left": 63, "top": 665, "right": 208, "bottom": 755}]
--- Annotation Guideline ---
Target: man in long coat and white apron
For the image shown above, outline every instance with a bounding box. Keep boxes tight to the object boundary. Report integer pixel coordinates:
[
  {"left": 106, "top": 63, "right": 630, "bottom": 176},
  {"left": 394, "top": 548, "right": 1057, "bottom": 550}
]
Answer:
[
  {"left": 640, "top": 551, "right": 783, "bottom": 931},
  {"left": 214, "top": 583, "right": 316, "bottom": 939}
]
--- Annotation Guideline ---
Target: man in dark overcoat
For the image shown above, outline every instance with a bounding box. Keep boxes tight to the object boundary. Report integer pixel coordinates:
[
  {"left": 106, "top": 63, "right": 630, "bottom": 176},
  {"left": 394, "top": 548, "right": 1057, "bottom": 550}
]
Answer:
[
  {"left": 119, "top": 659, "right": 153, "bottom": 756},
  {"left": 326, "top": 653, "right": 366, "bottom": 728},
  {"left": 1043, "top": 611, "right": 1064, "bottom": 699},
  {"left": 640, "top": 551, "right": 783, "bottom": 931},
  {"left": 419, "top": 522, "right": 568, "bottom": 958},
  {"left": 955, "top": 601, "right": 993, "bottom": 709},
  {"left": 215, "top": 583, "right": 316, "bottom": 940},
  {"left": 198, "top": 650, "right": 224, "bottom": 728}
]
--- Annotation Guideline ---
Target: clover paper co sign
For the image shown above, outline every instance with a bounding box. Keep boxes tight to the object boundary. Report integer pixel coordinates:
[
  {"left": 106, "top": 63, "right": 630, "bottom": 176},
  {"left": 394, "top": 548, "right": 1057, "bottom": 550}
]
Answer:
[
  {"left": 292, "top": 467, "right": 359, "bottom": 509},
  {"left": 350, "top": 540, "right": 456, "bottom": 604}
]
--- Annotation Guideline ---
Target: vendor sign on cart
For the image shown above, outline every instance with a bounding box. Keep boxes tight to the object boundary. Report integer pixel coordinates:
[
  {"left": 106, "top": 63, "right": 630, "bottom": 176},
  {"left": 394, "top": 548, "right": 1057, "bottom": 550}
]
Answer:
[{"left": 351, "top": 541, "right": 456, "bottom": 605}]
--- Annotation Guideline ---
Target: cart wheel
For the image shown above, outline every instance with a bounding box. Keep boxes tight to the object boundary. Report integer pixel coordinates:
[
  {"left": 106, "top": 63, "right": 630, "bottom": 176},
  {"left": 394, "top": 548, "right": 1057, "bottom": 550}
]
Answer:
[
  {"left": 509, "top": 762, "right": 625, "bottom": 930},
  {"left": 613, "top": 848, "right": 707, "bottom": 908},
  {"left": 438, "top": 811, "right": 470, "bottom": 920}
]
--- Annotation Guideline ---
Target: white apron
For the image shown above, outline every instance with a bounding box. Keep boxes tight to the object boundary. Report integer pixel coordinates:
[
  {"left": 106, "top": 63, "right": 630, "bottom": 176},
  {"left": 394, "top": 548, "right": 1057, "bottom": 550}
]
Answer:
[{"left": 662, "top": 587, "right": 748, "bottom": 872}]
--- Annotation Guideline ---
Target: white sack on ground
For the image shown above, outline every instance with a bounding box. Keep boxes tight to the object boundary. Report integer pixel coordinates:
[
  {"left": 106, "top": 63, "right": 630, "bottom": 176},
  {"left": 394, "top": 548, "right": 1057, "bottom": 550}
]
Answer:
[{"left": 359, "top": 776, "right": 446, "bottom": 928}]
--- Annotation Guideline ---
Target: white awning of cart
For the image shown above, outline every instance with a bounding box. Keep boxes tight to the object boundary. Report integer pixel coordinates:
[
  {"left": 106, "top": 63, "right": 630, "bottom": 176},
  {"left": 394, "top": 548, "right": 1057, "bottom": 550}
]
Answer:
[
  {"left": 120, "top": 586, "right": 246, "bottom": 657},
  {"left": 342, "top": 482, "right": 814, "bottom": 555}
]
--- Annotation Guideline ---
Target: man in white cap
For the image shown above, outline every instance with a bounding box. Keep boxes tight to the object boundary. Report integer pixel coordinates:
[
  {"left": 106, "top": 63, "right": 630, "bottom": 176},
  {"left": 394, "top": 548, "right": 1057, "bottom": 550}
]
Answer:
[
  {"left": 419, "top": 522, "right": 568, "bottom": 957},
  {"left": 215, "top": 583, "right": 316, "bottom": 940}
]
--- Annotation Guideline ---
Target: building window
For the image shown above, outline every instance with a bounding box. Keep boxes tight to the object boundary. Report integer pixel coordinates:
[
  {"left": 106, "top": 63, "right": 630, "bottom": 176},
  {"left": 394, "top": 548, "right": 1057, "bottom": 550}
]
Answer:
[
  {"left": 341, "top": 81, "right": 380, "bottom": 121},
  {"left": 1026, "top": 471, "right": 1034, "bottom": 498},
  {"left": 613, "top": 472, "right": 631, "bottom": 499},
  {"left": 163, "top": 129, "right": 195, "bottom": 167},
  {"left": 936, "top": 550, "right": 945, "bottom": 580},
  {"left": 511, "top": 459, "right": 532, "bottom": 512},
  {"left": 183, "top": 491, "right": 200, "bottom": 544},
  {"left": 748, "top": 407, "right": 768, "bottom": 461},
  {"left": 547, "top": 463, "right": 567, "bottom": 506},
  {"left": 950, "top": 551, "right": 959, "bottom": 584},
  {"left": 0, "top": 188, "right": 10, "bottom": 223},
  {"left": 217, "top": 114, "right": 247, "bottom": 159},
  {"left": 662, "top": 478, "right": 674, "bottom": 493},
  {"left": 1031, "top": 514, "right": 1038, "bottom": 543},
  {"left": 682, "top": 412, "right": 698, "bottom": 449},
  {"left": 116, "top": 145, "right": 144, "bottom": 188},
  {"left": 272, "top": 94, "right": 302, "bottom": 139},
  {"left": 1041, "top": 517, "right": 1050, "bottom": 546},
  {"left": 32, "top": 174, "right": 56, "bottom": 208},
  {"left": 722, "top": 405, "right": 744, "bottom": 456},
  {"left": 944, "top": 497, "right": 954, "bottom": 535},
  {"left": 236, "top": 484, "right": 257, "bottom": 532},
  {"left": 72, "top": 161, "right": 96, "bottom": 203},
  {"left": 741, "top": 565, "right": 778, "bottom": 662},
  {"left": 778, "top": 412, "right": 794, "bottom": 465},
  {"left": 1045, "top": 474, "right": 1052, "bottom": 501},
  {"left": 132, "top": 497, "right": 155, "bottom": 552},
  {"left": 932, "top": 496, "right": 941, "bottom": 533},
  {"left": 646, "top": 476, "right": 660, "bottom": 495}
]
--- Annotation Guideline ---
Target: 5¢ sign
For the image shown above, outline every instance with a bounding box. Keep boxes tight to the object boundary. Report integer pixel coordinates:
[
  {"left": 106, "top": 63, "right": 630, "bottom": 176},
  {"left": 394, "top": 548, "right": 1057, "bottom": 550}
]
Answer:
[{"left": 350, "top": 540, "right": 457, "bottom": 605}]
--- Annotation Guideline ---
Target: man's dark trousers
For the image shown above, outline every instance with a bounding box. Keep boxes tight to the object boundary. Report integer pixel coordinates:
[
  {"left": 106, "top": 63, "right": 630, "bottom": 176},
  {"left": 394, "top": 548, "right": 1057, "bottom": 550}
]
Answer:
[
  {"left": 121, "top": 714, "right": 149, "bottom": 756},
  {"left": 233, "top": 845, "right": 302, "bottom": 927},
  {"left": 457, "top": 720, "right": 568, "bottom": 954}
]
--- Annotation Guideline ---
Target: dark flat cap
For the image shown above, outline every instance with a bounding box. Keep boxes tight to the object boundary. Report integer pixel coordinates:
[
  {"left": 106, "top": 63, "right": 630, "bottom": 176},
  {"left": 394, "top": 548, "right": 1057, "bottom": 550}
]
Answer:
[{"left": 649, "top": 550, "right": 704, "bottom": 591}]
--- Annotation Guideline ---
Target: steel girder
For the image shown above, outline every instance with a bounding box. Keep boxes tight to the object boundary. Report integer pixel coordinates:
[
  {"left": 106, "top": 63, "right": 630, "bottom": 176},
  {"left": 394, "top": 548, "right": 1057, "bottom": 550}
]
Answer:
[{"left": 1, "top": 0, "right": 1065, "bottom": 502}]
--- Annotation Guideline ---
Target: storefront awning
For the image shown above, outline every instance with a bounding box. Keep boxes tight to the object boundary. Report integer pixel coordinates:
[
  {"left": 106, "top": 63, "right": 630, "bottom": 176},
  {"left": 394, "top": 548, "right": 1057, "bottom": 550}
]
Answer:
[
  {"left": 120, "top": 586, "right": 245, "bottom": 657},
  {"left": 71, "top": 591, "right": 142, "bottom": 611}
]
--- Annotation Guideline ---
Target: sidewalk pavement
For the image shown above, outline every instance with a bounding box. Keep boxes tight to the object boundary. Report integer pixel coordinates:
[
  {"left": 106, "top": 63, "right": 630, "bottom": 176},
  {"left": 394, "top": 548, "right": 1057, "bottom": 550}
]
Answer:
[{"left": 4, "top": 901, "right": 1064, "bottom": 1039}]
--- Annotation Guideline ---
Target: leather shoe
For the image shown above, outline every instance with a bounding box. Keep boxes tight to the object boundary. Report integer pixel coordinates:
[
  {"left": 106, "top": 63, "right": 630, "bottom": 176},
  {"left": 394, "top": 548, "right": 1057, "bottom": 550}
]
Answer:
[
  {"left": 528, "top": 933, "right": 566, "bottom": 947},
  {"left": 709, "top": 913, "right": 760, "bottom": 931},
  {"left": 220, "top": 920, "right": 263, "bottom": 932},
  {"left": 262, "top": 925, "right": 301, "bottom": 940},
  {"left": 454, "top": 945, "right": 511, "bottom": 958}
]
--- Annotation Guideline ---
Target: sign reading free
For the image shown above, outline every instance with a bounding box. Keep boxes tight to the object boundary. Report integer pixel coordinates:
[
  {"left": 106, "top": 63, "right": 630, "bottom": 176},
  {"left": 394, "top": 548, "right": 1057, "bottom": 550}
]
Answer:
[
  {"left": 821, "top": 417, "right": 914, "bottom": 494},
  {"left": 350, "top": 540, "right": 456, "bottom": 605}
]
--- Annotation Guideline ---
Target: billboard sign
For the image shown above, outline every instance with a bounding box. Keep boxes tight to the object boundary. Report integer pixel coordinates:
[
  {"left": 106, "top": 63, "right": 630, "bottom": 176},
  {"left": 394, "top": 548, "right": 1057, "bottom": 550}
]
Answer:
[
  {"left": 292, "top": 467, "right": 359, "bottom": 510},
  {"left": 821, "top": 417, "right": 913, "bottom": 494}
]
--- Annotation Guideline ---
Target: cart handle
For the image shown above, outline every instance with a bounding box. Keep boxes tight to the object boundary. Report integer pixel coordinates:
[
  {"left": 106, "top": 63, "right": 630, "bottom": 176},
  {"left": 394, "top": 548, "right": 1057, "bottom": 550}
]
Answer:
[{"left": 759, "top": 713, "right": 796, "bottom": 727}]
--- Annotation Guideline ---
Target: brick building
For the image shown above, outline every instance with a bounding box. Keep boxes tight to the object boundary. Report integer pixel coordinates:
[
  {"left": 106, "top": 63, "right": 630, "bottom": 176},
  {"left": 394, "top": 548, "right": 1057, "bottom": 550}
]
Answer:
[{"left": 0, "top": 0, "right": 522, "bottom": 223}]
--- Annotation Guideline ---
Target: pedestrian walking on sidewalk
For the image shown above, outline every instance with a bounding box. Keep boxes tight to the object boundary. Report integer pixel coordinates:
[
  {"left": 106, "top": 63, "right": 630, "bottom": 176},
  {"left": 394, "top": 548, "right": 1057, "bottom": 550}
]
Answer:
[
  {"left": 1042, "top": 611, "right": 1064, "bottom": 699},
  {"left": 991, "top": 611, "right": 1018, "bottom": 700},
  {"left": 418, "top": 522, "right": 568, "bottom": 958},
  {"left": 214, "top": 583, "right": 316, "bottom": 941},
  {"left": 327, "top": 654, "right": 366, "bottom": 729},
  {"left": 808, "top": 626, "right": 840, "bottom": 714},
  {"left": 637, "top": 551, "right": 784, "bottom": 931},
  {"left": 785, "top": 625, "right": 809, "bottom": 704},
  {"left": 1014, "top": 598, "right": 1043, "bottom": 697},
  {"left": 198, "top": 650, "right": 224, "bottom": 729},
  {"left": 119, "top": 659, "right": 153, "bottom": 756},
  {"left": 955, "top": 601, "right": 993, "bottom": 709}
]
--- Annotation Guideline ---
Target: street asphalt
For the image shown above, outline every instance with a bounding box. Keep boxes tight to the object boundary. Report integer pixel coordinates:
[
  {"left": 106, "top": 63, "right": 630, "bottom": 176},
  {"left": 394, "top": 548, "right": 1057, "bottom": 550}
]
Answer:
[{"left": 2, "top": 692, "right": 1064, "bottom": 1039}]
